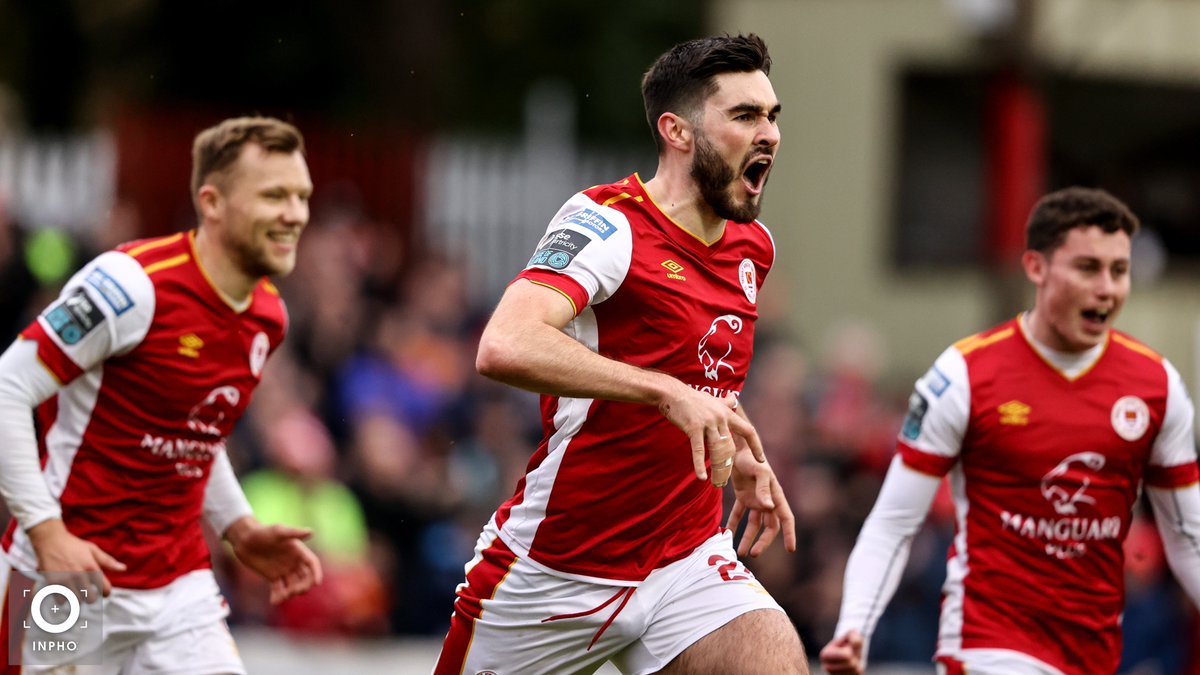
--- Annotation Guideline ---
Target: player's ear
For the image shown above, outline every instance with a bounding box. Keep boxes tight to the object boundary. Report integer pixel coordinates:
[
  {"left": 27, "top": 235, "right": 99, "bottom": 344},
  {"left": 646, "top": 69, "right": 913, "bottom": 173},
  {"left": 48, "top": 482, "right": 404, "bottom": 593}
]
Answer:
[
  {"left": 1022, "top": 249, "right": 1047, "bottom": 285},
  {"left": 658, "top": 112, "right": 692, "bottom": 152},
  {"left": 196, "top": 184, "right": 222, "bottom": 221}
]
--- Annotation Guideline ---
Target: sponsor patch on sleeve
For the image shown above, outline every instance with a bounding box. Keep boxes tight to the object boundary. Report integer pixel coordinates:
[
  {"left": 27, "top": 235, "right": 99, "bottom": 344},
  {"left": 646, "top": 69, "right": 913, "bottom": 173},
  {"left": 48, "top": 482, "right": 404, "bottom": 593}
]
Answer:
[
  {"left": 901, "top": 391, "right": 929, "bottom": 442},
  {"left": 562, "top": 209, "right": 616, "bottom": 240},
  {"left": 918, "top": 365, "right": 951, "bottom": 398},
  {"left": 44, "top": 288, "right": 105, "bottom": 345},
  {"left": 527, "top": 228, "right": 593, "bottom": 271},
  {"left": 85, "top": 267, "right": 134, "bottom": 315}
]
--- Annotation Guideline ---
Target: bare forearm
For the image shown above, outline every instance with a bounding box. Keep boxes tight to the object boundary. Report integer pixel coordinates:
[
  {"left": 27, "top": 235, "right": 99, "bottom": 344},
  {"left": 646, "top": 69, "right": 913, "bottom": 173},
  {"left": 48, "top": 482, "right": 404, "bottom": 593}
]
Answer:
[{"left": 477, "top": 282, "right": 688, "bottom": 407}]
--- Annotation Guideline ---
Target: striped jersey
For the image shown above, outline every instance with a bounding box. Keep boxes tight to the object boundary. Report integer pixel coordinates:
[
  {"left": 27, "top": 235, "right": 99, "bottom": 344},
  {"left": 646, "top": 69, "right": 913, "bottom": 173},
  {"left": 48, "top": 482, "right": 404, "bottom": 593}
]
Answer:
[
  {"left": 2, "top": 231, "right": 286, "bottom": 589},
  {"left": 494, "top": 174, "right": 776, "bottom": 583}
]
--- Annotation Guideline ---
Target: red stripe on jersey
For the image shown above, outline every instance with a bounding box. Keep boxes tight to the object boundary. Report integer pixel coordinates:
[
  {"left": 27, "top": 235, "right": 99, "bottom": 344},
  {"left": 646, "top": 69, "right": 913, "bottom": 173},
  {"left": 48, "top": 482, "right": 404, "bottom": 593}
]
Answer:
[
  {"left": 517, "top": 269, "right": 588, "bottom": 317},
  {"left": 0, "top": 569, "right": 35, "bottom": 673},
  {"left": 934, "top": 655, "right": 966, "bottom": 675},
  {"left": 898, "top": 442, "right": 956, "bottom": 477},
  {"left": 433, "top": 537, "right": 518, "bottom": 675},
  {"left": 18, "top": 326, "right": 83, "bottom": 385},
  {"left": 1145, "top": 462, "right": 1200, "bottom": 489}
]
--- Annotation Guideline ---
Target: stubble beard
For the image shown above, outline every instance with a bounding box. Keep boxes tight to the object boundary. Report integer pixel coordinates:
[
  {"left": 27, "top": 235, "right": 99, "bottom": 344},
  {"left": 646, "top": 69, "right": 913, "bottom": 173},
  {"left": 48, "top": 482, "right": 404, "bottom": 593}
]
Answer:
[
  {"left": 691, "top": 134, "right": 762, "bottom": 224},
  {"left": 224, "top": 226, "right": 288, "bottom": 279}
]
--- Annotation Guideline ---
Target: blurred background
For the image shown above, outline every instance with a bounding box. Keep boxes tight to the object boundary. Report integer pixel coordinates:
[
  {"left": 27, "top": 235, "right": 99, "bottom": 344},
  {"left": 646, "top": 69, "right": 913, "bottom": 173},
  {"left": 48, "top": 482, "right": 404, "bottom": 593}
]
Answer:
[{"left": 2, "top": 0, "right": 1200, "bottom": 672}]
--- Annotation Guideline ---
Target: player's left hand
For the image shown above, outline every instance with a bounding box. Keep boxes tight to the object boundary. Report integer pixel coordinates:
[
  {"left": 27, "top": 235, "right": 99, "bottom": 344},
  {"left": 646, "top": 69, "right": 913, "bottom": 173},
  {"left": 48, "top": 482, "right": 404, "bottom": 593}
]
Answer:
[
  {"left": 726, "top": 442, "right": 796, "bottom": 558},
  {"left": 225, "top": 516, "right": 324, "bottom": 604}
]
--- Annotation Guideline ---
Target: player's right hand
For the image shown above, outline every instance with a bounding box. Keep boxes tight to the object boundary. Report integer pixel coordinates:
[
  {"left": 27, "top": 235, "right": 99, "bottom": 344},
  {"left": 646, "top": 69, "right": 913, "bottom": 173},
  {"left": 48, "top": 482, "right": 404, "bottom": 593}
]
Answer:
[
  {"left": 658, "top": 385, "right": 764, "bottom": 488},
  {"left": 819, "top": 630, "right": 865, "bottom": 675},
  {"left": 27, "top": 518, "right": 126, "bottom": 601}
]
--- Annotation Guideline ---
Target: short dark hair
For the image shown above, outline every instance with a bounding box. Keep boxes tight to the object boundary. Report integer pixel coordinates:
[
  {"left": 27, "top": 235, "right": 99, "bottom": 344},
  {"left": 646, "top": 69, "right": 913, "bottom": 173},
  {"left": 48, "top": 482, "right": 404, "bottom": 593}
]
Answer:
[
  {"left": 641, "top": 34, "right": 772, "bottom": 154},
  {"left": 191, "top": 116, "right": 305, "bottom": 207},
  {"left": 1025, "top": 186, "right": 1140, "bottom": 253}
]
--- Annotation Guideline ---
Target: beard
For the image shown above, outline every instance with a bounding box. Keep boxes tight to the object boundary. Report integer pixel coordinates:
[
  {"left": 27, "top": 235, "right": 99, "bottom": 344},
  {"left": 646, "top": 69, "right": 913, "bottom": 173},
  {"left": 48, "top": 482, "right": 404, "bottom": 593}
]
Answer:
[
  {"left": 223, "top": 225, "right": 292, "bottom": 279},
  {"left": 691, "top": 133, "right": 762, "bottom": 224}
]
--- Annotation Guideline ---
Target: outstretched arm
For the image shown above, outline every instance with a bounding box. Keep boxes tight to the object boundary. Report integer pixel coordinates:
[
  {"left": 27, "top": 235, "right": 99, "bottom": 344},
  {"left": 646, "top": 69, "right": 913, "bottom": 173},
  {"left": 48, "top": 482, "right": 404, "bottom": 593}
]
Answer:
[
  {"left": 820, "top": 456, "right": 941, "bottom": 674},
  {"left": 223, "top": 515, "right": 323, "bottom": 605},
  {"left": 477, "top": 279, "right": 763, "bottom": 487}
]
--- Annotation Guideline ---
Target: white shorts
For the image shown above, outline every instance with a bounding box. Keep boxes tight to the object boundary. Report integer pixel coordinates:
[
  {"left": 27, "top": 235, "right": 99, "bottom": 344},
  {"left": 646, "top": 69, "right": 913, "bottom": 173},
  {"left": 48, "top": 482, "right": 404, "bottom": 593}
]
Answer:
[
  {"left": 937, "top": 648, "right": 1067, "bottom": 675},
  {"left": 434, "top": 522, "right": 785, "bottom": 675},
  {"left": 2, "top": 558, "right": 244, "bottom": 675}
]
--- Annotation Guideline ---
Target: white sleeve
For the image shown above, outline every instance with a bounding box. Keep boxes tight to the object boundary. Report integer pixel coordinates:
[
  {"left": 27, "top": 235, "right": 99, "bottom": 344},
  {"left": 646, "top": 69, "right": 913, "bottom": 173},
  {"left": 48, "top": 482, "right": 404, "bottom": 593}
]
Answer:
[
  {"left": 1149, "top": 358, "right": 1196, "bottom": 469},
  {"left": 833, "top": 455, "right": 942, "bottom": 662},
  {"left": 1147, "top": 485, "right": 1200, "bottom": 608},
  {"left": 0, "top": 340, "right": 63, "bottom": 529},
  {"left": 900, "top": 346, "right": 970, "bottom": 460},
  {"left": 203, "top": 452, "right": 253, "bottom": 538},
  {"left": 36, "top": 252, "right": 155, "bottom": 369},
  {"left": 0, "top": 251, "right": 154, "bottom": 532},
  {"left": 1145, "top": 357, "right": 1200, "bottom": 608},
  {"left": 524, "top": 193, "right": 634, "bottom": 306}
]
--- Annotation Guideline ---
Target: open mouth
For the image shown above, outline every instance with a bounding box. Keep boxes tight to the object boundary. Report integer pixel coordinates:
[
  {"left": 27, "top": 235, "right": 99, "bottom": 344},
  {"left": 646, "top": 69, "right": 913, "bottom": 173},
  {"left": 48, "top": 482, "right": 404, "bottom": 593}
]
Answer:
[
  {"left": 1081, "top": 308, "right": 1111, "bottom": 327},
  {"left": 267, "top": 231, "right": 299, "bottom": 244},
  {"left": 741, "top": 157, "right": 772, "bottom": 195}
]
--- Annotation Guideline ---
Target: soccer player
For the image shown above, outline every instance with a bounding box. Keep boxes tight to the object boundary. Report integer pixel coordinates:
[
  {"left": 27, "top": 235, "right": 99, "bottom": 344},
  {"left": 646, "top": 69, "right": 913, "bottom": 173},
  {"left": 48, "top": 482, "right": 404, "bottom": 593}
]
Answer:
[
  {"left": 819, "top": 187, "right": 1200, "bottom": 675},
  {"left": 433, "top": 34, "right": 808, "bottom": 675},
  {"left": 0, "top": 116, "right": 323, "bottom": 673}
]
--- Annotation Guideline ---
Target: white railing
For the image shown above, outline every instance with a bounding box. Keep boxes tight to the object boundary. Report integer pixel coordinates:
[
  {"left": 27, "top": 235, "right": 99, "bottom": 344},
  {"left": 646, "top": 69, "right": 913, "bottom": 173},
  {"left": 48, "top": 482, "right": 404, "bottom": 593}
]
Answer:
[
  {"left": 0, "top": 131, "right": 116, "bottom": 234},
  {"left": 421, "top": 83, "right": 652, "bottom": 304}
]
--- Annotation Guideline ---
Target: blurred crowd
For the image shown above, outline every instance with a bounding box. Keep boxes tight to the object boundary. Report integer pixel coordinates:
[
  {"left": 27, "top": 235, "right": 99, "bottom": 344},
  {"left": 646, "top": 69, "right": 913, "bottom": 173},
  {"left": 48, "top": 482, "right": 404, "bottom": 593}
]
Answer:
[{"left": 1, "top": 194, "right": 1198, "bottom": 673}]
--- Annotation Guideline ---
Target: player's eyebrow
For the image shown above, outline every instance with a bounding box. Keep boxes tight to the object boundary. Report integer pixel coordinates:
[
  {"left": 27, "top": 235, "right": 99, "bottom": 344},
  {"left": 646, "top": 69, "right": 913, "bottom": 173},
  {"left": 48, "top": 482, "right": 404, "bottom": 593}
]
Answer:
[{"left": 728, "top": 102, "right": 782, "bottom": 116}]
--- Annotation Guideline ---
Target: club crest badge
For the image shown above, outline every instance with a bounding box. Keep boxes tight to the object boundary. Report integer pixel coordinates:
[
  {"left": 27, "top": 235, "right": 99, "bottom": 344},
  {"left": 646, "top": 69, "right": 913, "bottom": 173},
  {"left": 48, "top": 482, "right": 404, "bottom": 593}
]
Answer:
[
  {"left": 250, "top": 332, "right": 270, "bottom": 378},
  {"left": 739, "top": 259, "right": 757, "bottom": 304},
  {"left": 1111, "top": 395, "right": 1149, "bottom": 441}
]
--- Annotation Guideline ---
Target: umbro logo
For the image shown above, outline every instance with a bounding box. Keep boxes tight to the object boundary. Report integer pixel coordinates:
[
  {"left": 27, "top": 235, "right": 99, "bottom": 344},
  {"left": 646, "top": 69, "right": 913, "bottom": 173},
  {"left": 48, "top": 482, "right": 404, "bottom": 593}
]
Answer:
[
  {"left": 661, "top": 260, "right": 687, "bottom": 281},
  {"left": 178, "top": 334, "right": 204, "bottom": 358},
  {"left": 998, "top": 400, "right": 1030, "bottom": 426}
]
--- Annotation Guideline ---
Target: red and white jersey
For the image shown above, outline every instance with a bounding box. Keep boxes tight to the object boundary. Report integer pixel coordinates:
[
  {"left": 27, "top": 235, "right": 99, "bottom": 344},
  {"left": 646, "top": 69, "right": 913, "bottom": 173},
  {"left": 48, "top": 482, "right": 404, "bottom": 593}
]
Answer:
[
  {"left": 899, "top": 316, "right": 1198, "bottom": 674},
  {"left": 2, "top": 231, "right": 286, "bottom": 589},
  {"left": 495, "top": 174, "right": 775, "bottom": 583}
]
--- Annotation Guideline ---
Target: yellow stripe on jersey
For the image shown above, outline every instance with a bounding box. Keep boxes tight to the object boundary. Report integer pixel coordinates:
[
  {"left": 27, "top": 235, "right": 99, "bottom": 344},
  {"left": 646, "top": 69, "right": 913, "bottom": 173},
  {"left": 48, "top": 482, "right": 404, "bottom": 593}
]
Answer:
[
  {"left": 126, "top": 232, "right": 185, "bottom": 259},
  {"left": 527, "top": 280, "right": 578, "bottom": 317},
  {"left": 635, "top": 175, "right": 718, "bottom": 247},
  {"left": 261, "top": 280, "right": 280, "bottom": 296},
  {"left": 955, "top": 327, "right": 1015, "bottom": 356},
  {"left": 601, "top": 193, "right": 644, "bottom": 207},
  {"left": 1112, "top": 333, "right": 1163, "bottom": 364},
  {"left": 143, "top": 253, "right": 190, "bottom": 276}
]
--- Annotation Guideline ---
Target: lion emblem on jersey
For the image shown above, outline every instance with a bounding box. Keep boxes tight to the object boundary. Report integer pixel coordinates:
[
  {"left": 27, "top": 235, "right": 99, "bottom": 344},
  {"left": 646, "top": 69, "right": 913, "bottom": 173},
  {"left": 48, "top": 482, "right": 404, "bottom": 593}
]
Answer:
[
  {"left": 187, "top": 386, "right": 242, "bottom": 437},
  {"left": 697, "top": 315, "right": 744, "bottom": 381},
  {"left": 1041, "top": 451, "right": 1106, "bottom": 515}
]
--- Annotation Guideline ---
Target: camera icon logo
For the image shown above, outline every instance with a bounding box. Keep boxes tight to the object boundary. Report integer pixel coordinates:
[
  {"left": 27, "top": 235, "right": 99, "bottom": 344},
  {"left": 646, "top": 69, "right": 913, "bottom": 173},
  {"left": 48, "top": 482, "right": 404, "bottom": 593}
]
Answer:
[
  {"left": 25, "top": 584, "right": 86, "bottom": 635},
  {"left": 7, "top": 572, "right": 104, "bottom": 667}
]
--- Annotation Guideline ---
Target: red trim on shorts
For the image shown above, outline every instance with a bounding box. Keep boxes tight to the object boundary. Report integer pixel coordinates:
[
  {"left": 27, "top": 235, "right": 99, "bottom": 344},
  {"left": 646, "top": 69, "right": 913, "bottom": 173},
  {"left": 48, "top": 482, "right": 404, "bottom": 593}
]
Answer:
[
  {"left": 543, "top": 586, "right": 636, "bottom": 651},
  {"left": 433, "top": 537, "right": 518, "bottom": 675},
  {"left": 1, "top": 569, "right": 35, "bottom": 674},
  {"left": 935, "top": 655, "right": 966, "bottom": 675}
]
